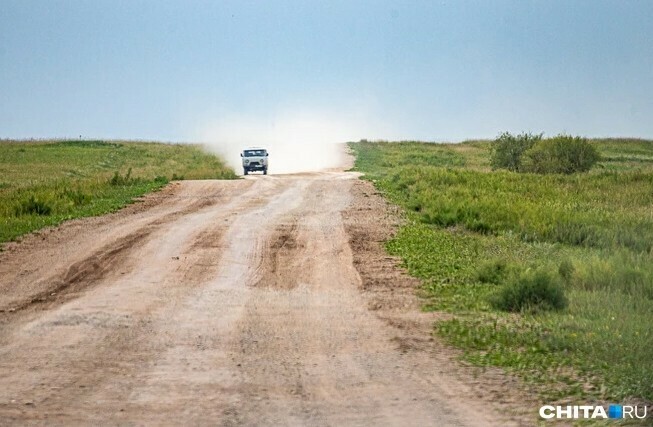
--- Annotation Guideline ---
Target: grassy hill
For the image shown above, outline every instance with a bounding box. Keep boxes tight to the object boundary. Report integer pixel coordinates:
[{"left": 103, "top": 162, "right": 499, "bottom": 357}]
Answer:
[
  {"left": 0, "top": 139, "right": 236, "bottom": 244},
  {"left": 350, "top": 138, "right": 653, "bottom": 407}
]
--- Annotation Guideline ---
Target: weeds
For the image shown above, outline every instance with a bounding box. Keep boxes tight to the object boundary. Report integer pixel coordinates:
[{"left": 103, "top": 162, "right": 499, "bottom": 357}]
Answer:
[
  {"left": 62, "top": 188, "right": 90, "bottom": 206},
  {"left": 109, "top": 168, "right": 134, "bottom": 186},
  {"left": 367, "top": 165, "right": 653, "bottom": 251},
  {"left": 14, "top": 195, "right": 52, "bottom": 216}
]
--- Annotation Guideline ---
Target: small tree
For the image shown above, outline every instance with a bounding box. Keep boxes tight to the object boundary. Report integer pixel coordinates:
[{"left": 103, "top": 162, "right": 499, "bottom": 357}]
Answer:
[
  {"left": 490, "top": 132, "right": 543, "bottom": 172},
  {"left": 521, "top": 135, "right": 600, "bottom": 174}
]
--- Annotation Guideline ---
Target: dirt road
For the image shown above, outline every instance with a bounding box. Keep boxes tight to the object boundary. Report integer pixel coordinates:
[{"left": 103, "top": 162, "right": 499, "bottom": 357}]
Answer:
[{"left": 0, "top": 163, "right": 519, "bottom": 425}]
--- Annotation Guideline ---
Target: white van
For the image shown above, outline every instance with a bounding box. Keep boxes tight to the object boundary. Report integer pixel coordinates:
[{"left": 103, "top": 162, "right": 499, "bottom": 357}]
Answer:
[{"left": 240, "top": 148, "right": 269, "bottom": 175}]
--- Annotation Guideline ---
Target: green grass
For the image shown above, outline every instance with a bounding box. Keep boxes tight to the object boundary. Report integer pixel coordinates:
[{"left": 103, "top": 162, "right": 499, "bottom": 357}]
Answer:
[
  {"left": 350, "top": 139, "right": 653, "bottom": 409},
  {"left": 0, "top": 139, "right": 237, "bottom": 244}
]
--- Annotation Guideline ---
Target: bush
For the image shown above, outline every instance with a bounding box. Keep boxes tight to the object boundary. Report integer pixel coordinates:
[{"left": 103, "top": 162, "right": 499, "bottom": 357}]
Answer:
[
  {"left": 490, "top": 268, "right": 568, "bottom": 312},
  {"left": 476, "top": 259, "right": 511, "bottom": 284},
  {"left": 521, "top": 135, "right": 600, "bottom": 174},
  {"left": 15, "top": 195, "right": 52, "bottom": 216},
  {"left": 490, "top": 132, "right": 542, "bottom": 171}
]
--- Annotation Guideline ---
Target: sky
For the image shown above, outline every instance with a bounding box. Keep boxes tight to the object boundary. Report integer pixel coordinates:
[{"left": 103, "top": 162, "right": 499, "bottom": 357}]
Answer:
[{"left": 1, "top": 0, "right": 653, "bottom": 143}]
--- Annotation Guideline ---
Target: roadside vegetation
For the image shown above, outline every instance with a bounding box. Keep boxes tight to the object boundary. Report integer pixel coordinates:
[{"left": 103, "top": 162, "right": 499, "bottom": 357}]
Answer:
[
  {"left": 0, "top": 139, "right": 236, "bottom": 244},
  {"left": 350, "top": 138, "right": 653, "bottom": 408},
  {"left": 491, "top": 132, "right": 600, "bottom": 174}
]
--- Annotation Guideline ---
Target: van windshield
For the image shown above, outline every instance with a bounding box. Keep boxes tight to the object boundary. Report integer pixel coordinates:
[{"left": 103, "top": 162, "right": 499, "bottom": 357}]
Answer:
[{"left": 244, "top": 150, "right": 266, "bottom": 157}]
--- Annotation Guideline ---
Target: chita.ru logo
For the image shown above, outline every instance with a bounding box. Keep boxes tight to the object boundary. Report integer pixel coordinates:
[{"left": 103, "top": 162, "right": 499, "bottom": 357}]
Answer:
[{"left": 539, "top": 404, "right": 648, "bottom": 420}]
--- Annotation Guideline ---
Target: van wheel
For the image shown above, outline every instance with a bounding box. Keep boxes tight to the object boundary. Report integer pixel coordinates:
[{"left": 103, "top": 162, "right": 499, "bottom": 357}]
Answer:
[
  {"left": 243, "top": 168, "right": 248, "bottom": 175},
  {"left": 263, "top": 168, "right": 267, "bottom": 175}
]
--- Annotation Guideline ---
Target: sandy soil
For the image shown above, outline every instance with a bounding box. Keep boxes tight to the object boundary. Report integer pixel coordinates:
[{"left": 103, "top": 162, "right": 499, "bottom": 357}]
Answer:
[{"left": 0, "top": 156, "right": 532, "bottom": 425}]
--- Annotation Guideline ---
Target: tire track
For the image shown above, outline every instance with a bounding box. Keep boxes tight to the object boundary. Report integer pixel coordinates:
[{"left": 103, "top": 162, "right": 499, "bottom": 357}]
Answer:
[{"left": 253, "top": 219, "right": 304, "bottom": 290}]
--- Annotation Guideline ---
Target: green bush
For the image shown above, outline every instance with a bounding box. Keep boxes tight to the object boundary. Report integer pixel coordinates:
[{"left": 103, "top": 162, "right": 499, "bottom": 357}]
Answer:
[
  {"left": 490, "top": 268, "right": 568, "bottom": 312},
  {"left": 490, "top": 132, "right": 542, "bottom": 171},
  {"left": 522, "top": 135, "right": 600, "bottom": 174},
  {"left": 15, "top": 195, "right": 53, "bottom": 216},
  {"left": 476, "top": 259, "right": 511, "bottom": 284}
]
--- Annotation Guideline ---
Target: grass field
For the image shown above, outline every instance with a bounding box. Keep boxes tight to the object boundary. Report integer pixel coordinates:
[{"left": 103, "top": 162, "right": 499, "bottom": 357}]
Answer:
[
  {"left": 0, "top": 140, "right": 236, "bottom": 244},
  {"left": 350, "top": 139, "right": 653, "bottom": 408}
]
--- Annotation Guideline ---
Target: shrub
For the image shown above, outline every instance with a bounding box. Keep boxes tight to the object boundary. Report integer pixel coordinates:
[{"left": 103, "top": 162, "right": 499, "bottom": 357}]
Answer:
[
  {"left": 490, "top": 268, "right": 568, "bottom": 312},
  {"left": 476, "top": 259, "right": 511, "bottom": 284},
  {"left": 15, "top": 195, "right": 52, "bottom": 216},
  {"left": 521, "top": 135, "right": 600, "bottom": 174},
  {"left": 490, "top": 132, "right": 542, "bottom": 171}
]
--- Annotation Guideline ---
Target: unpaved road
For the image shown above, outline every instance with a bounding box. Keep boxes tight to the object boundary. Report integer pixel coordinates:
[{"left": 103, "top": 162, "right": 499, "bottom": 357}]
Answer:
[{"left": 0, "top": 162, "right": 521, "bottom": 425}]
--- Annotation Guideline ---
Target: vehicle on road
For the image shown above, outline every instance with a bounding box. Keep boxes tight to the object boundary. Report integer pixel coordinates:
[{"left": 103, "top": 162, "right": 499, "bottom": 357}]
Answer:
[{"left": 241, "top": 148, "right": 269, "bottom": 175}]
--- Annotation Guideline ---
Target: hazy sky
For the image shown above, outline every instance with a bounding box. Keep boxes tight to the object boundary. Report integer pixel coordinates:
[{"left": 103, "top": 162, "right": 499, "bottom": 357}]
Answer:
[{"left": 1, "top": 0, "right": 652, "bottom": 142}]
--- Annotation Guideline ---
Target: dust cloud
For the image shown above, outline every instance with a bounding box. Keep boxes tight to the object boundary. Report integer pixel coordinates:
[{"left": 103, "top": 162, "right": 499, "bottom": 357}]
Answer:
[{"left": 196, "top": 111, "right": 368, "bottom": 175}]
